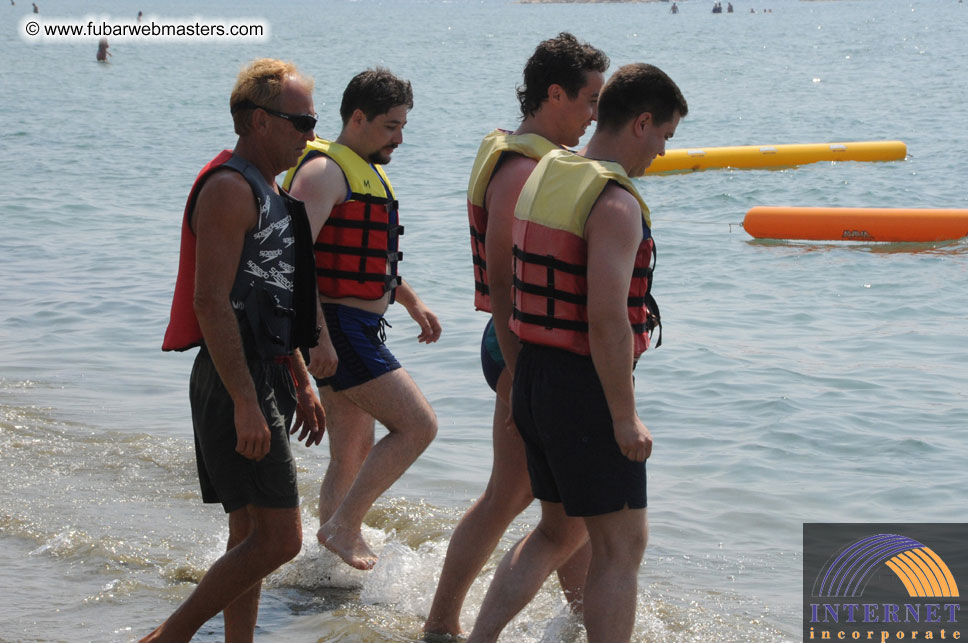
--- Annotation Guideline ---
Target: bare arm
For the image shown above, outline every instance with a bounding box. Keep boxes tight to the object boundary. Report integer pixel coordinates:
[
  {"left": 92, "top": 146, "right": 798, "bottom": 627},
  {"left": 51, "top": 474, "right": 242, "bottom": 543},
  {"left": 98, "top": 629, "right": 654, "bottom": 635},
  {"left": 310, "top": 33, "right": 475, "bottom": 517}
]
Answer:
[
  {"left": 192, "top": 171, "right": 269, "bottom": 461},
  {"left": 288, "top": 348, "right": 326, "bottom": 447},
  {"left": 289, "top": 156, "right": 347, "bottom": 378},
  {"left": 394, "top": 279, "right": 442, "bottom": 344},
  {"left": 483, "top": 154, "right": 537, "bottom": 377},
  {"left": 585, "top": 185, "right": 653, "bottom": 462}
]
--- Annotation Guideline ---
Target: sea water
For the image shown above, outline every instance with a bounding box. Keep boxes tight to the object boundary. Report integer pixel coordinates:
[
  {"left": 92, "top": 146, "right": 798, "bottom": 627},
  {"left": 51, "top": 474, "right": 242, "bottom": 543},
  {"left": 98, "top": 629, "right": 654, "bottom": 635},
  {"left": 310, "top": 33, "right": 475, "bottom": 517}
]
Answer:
[{"left": 1, "top": 0, "right": 966, "bottom": 640}]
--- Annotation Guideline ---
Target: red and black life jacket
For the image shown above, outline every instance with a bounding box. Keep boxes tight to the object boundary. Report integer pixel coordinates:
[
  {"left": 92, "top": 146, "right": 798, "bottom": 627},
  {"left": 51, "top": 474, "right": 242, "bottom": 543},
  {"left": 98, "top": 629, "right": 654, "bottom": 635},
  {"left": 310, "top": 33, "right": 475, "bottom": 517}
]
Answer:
[
  {"left": 509, "top": 149, "right": 661, "bottom": 358},
  {"left": 466, "top": 130, "right": 557, "bottom": 312},
  {"left": 283, "top": 138, "right": 402, "bottom": 302}
]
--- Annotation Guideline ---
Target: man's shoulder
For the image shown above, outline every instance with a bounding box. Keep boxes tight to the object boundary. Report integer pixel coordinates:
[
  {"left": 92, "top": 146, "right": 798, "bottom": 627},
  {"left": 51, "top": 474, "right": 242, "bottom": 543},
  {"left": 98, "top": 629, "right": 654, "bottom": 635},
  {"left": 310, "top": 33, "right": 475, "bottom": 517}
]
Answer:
[
  {"left": 486, "top": 153, "right": 539, "bottom": 207},
  {"left": 586, "top": 183, "right": 643, "bottom": 238},
  {"left": 191, "top": 168, "right": 260, "bottom": 235},
  {"left": 493, "top": 152, "right": 539, "bottom": 182},
  {"left": 197, "top": 166, "right": 254, "bottom": 201},
  {"left": 292, "top": 153, "right": 348, "bottom": 196},
  {"left": 599, "top": 182, "right": 641, "bottom": 214}
]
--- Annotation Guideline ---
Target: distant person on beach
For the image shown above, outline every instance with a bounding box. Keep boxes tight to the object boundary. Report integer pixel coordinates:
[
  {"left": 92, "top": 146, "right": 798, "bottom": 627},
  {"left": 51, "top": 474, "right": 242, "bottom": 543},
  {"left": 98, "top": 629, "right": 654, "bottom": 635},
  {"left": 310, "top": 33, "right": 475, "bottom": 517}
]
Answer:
[
  {"left": 670, "top": 2, "right": 679, "bottom": 13},
  {"left": 96, "top": 37, "right": 111, "bottom": 62},
  {"left": 32, "top": 2, "right": 37, "bottom": 12},
  {"left": 284, "top": 68, "right": 440, "bottom": 571},
  {"left": 137, "top": 10, "right": 143, "bottom": 22},
  {"left": 422, "top": 32, "right": 608, "bottom": 640},
  {"left": 145, "top": 58, "right": 326, "bottom": 642},
  {"left": 727, "top": 2, "right": 734, "bottom": 12},
  {"left": 467, "top": 62, "right": 687, "bottom": 643}
]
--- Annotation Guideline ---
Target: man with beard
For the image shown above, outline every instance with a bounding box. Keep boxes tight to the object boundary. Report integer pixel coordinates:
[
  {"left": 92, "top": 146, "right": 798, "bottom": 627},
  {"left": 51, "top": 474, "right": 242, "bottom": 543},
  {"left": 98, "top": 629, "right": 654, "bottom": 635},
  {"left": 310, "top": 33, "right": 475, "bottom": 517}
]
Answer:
[{"left": 284, "top": 68, "right": 440, "bottom": 571}]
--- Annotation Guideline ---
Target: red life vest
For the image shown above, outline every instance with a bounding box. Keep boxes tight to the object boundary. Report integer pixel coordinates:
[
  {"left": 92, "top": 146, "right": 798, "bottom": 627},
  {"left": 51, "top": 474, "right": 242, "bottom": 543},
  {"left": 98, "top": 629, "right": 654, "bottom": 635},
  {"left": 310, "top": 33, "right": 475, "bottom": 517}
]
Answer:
[
  {"left": 162, "top": 150, "right": 233, "bottom": 352},
  {"left": 466, "top": 130, "right": 558, "bottom": 312},
  {"left": 282, "top": 138, "right": 402, "bottom": 301},
  {"left": 509, "top": 149, "right": 660, "bottom": 358}
]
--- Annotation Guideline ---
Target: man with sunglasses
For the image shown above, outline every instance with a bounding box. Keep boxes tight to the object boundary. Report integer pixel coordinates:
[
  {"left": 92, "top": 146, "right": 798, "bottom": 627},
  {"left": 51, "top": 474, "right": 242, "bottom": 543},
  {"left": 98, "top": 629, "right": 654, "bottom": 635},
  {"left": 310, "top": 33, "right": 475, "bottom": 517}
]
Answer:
[
  {"left": 284, "top": 68, "right": 440, "bottom": 571},
  {"left": 148, "top": 59, "right": 325, "bottom": 642}
]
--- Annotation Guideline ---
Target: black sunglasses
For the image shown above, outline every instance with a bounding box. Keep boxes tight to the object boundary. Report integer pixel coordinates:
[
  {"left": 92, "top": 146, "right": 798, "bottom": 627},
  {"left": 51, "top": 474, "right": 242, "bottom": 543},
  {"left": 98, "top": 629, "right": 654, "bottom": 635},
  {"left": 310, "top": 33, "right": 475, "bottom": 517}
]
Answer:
[{"left": 232, "top": 100, "right": 317, "bottom": 133}]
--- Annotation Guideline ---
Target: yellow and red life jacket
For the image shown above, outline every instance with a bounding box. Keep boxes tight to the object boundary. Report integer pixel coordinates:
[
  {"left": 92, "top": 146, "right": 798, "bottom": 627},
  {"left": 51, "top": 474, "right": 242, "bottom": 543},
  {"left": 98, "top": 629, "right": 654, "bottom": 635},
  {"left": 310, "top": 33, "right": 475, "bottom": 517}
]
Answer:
[
  {"left": 509, "top": 149, "right": 661, "bottom": 358},
  {"left": 466, "top": 130, "right": 558, "bottom": 312},
  {"left": 283, "top": 138, "right": 402, "bottom": 302}
]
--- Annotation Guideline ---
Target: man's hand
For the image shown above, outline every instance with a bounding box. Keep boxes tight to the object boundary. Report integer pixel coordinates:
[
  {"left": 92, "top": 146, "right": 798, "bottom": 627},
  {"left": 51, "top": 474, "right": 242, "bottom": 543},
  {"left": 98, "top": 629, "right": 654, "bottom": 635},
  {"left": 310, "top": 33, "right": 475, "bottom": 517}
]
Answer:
[
  {"left": 308, "top": 338, "right": 338, "bottom": 379},
  {"left": 405, "top": 301, "right": 442, "bottom": 344},
  {"left": 290, "top": 385, "right": 325, "bottom": 447},
  {"left": 613, "top": 416, "right": 653, "bottom": 462},
  {"left": 234, "top": 400, "right": 272, "bottom": 461}
]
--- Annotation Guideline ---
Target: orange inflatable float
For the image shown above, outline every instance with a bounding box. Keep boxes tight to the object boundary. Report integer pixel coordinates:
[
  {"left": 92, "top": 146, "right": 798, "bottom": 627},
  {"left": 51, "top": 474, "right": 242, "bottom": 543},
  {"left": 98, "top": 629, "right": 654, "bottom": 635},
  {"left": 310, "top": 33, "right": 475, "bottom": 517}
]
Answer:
[{"left": 743, "top": 207, "right": 968, "bottom": 242}]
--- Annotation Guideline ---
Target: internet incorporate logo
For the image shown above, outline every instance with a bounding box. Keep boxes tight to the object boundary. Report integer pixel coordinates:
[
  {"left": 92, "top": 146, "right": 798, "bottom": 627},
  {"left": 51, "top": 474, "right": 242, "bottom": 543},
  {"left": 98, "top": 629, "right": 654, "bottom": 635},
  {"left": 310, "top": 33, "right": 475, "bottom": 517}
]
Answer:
[
  {"left": 803, "top": 524, "right": 966, "bottom": 642},
  {"left": 814, "top": 534, "right": 960, "bottom": 599}
]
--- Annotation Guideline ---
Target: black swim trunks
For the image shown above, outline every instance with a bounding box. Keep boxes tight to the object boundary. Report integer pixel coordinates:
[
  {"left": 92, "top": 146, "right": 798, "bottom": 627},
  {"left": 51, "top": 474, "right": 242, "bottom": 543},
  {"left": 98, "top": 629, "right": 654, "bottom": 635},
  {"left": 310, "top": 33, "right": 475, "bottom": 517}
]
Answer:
[
  {"left": 190, "top": 345, "right": 299, "bottom": 514},
  {"left": 512, "top": 342, "right": 647, "bottom": 517}
]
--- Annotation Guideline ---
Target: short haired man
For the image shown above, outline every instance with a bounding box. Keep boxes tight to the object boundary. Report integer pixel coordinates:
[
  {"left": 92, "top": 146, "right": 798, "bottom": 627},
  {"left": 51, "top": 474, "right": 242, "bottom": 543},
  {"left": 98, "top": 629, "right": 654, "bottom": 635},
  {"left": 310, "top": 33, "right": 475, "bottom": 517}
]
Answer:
[
  {"left": 284, "top": 68, "right": 439, "bottom": 571},
  {"left": 467, "top": 63, "right": 688, "bottom": 643},
  {"left": 424, "top": 33, "right": 608, "bottom": 638},
  {"left": 146, "top": 58, "right": 326, "bottom": 642}
]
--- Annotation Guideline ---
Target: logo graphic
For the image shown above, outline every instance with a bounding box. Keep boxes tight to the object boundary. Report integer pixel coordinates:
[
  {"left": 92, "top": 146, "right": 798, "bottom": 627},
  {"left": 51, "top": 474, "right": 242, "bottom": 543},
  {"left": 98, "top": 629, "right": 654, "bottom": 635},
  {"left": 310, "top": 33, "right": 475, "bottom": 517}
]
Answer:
[
  {"left": 803, "top": 524, "right": 965, "bottom": 642},
  {"left": 814, "top": 533, "right": 960, "bottom": 599}
]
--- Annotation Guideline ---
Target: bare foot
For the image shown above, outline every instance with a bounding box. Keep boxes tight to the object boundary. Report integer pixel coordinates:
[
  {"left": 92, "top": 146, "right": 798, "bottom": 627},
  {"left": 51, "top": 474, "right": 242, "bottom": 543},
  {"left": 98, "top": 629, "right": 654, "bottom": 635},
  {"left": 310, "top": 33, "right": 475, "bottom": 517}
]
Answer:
[
  {"left": 318, "top": 521, "right": 377, "bottom": 570},
  {"left": 422, "top": 630, "right": 466, "bottom": 642},
  {"left": 422, "top": 617, "right": 465, "bottom": 640}
]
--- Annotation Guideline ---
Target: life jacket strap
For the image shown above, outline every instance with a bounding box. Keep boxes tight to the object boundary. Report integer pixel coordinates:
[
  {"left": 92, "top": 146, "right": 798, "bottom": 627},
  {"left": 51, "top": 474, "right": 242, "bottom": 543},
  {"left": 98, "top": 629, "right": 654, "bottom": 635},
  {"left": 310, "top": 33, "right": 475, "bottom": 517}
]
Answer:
[{"left": 511, "top": 246, "right": 586, "bottom": 275}]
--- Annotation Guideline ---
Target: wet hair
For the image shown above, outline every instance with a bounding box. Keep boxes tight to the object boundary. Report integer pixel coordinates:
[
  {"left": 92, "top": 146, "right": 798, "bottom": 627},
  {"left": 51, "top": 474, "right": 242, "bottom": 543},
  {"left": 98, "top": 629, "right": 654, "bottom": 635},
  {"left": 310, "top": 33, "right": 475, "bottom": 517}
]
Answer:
[
  {"left": 596, "top": 63, "right": 688, "bottom": 132},
  {"left": 229, "top": 58, "right": 313, "bottom": 136},
  {"left": 517, "top": 32, "right": 610, "bottom": 119},
  {"left": 339, "top": 68, "right": 413, "bottom": 125}
]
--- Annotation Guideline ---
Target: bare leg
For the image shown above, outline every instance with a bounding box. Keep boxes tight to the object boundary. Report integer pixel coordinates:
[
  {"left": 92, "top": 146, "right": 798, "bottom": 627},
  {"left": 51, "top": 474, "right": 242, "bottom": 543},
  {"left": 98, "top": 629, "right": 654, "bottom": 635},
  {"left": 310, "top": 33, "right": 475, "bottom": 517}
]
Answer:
[
  {"left": 467, "top": 502, "right": 587, "bottom": 643},
  {"left": 556, "top": 539, "right": 591, "bottom": 615},
  {"left": 581, "top": 508, "right": 648, "bottom": 643},
  {"left": 318, "top": 368, "right": 437, "bottom": 570},
  {"left": 223, "top": 510, "right": 261, "bottom": 643},
  {"left": 425, "top": 368, "right": 591, "bottom": 636},
  {"left": 423, "top": 391, "right": 533, "bottom": 636},
  {"left": 316, "top": 385, "right": 375, "bottom": 528},
  {"left": 140, "top": 505, "right": 302, "bottom": 643}
]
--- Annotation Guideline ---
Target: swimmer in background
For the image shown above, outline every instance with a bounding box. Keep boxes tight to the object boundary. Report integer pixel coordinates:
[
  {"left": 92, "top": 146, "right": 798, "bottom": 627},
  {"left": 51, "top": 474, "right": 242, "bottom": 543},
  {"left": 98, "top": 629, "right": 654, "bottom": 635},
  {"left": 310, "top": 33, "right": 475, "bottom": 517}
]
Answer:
[{"left": 96, "top": 38, "right": 111, "bottom": 63}]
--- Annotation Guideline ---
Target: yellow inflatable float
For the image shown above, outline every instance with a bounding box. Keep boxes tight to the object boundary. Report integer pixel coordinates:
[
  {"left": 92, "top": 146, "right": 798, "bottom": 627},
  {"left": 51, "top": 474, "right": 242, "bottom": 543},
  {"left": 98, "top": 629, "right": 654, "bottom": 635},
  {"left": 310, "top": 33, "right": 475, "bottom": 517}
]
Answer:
[
  {"left": 743, "top": 206, "right": 968, "bottom": 242},
  {"left": 646, "top": 140, "right": 906, "bottom": 174}
]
